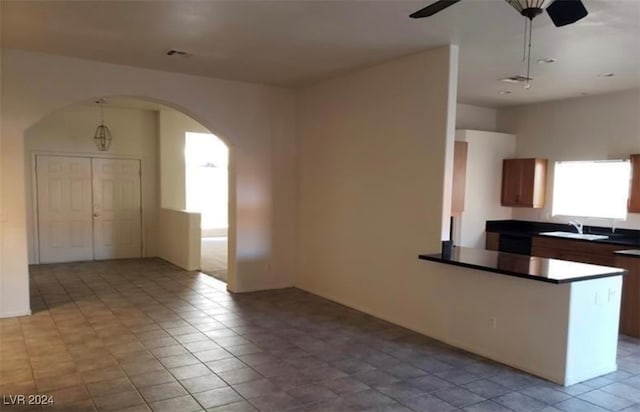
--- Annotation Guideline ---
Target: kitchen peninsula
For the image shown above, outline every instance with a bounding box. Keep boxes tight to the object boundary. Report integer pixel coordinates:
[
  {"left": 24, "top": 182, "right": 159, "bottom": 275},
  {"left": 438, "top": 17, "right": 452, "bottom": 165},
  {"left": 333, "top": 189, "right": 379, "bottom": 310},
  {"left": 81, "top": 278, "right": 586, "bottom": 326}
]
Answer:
[{"left": 419, "top": 247, "right": 625, "bottom": 386}]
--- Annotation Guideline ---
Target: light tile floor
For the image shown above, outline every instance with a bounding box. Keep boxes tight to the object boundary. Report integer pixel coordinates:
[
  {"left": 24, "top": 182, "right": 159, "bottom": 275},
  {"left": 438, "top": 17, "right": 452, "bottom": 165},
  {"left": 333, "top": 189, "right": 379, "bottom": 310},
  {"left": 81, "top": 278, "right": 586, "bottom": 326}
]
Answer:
[{"left": 1, "top": 258, "right": 639, "bottom": 412}]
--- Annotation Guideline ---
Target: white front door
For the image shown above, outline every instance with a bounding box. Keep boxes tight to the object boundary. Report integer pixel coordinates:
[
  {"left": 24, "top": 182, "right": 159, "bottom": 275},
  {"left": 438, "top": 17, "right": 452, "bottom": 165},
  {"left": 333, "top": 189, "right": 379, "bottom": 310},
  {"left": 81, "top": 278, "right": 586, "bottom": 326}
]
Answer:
[
  {"left": 92, "top": 158, "right": 142, "bottom": 260},
  {"left": 36, "top": 155, "right": 142, "bottom": 263},
  {"left": 37, "top": 156, "right": 94, "bottom": 263}
]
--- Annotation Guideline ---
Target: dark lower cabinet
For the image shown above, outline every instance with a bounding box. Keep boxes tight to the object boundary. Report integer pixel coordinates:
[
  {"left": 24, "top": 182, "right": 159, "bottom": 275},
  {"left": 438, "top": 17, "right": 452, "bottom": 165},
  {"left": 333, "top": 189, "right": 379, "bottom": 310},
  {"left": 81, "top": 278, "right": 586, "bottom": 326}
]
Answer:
[
  {"left": 617, "top": 255, "right": 640, "bottom": 338},
  {"left": 531, "top": 236, "right": 618, "bottom": 266},
  {"left": 486, "top": 232, "right": 499, "bottom": 251}
]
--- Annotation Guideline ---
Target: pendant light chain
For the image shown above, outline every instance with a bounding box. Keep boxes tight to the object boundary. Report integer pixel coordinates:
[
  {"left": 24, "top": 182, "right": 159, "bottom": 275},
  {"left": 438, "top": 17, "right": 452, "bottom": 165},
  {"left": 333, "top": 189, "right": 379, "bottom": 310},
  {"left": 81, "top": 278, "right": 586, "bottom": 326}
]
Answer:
[
  {"left": 525, "top": 17, "right": 533, "bottom": 90},
  {"left": 508, "top": 0, "right": 550, "bottom": 90},
  {"left": 522, "top": 17, "right": 528, "bottom": 63}
]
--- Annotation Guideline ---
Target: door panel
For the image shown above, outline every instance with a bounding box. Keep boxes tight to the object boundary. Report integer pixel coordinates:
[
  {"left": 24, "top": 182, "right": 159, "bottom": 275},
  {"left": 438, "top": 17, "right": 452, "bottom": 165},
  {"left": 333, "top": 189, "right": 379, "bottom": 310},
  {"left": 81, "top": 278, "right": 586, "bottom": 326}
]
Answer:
[
  {"left": 520, "top": 159, "right": 536, "bottom": 206},
  {"left": 501, "top": 159, "right": 522, "bottom": 206},
  {"left": 92, "top": 158, "right": 142, "bottom": 260},
  {"left": 37, "top": 156, "right": 93, "bottom": 263}
]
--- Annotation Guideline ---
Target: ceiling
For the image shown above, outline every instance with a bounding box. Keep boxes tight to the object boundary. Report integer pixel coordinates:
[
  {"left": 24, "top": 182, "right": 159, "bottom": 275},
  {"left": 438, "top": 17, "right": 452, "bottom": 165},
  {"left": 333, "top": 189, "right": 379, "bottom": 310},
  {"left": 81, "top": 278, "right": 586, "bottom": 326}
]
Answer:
[{"left": 2, "top": 0, "right": 638, "bottom": 107}]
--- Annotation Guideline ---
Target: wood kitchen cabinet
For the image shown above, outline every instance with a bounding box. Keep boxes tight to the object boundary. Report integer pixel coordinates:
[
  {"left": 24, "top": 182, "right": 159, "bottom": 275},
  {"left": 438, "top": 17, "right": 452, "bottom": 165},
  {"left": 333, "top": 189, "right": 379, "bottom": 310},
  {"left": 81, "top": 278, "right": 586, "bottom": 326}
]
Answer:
[
  {"left": 486, "top": 232, "right": 499, "bottom": 251},
  {"left": 531, "top": 236, "right": 619, "bottom": 266},
  {"left": 518, "top": 235, "right": 639, "bottom": 338},
  {"left": 629, "top": 154, "right": 640, "bottom": 213},
  {"left": 617, "top": 254, "right": 640, "bottom": 338},
  {"left": 501, "top": 158, "right": 547, "bottom": 208},
  {"left": 451, "top": 141, "right": 468, "bottom": 216}
]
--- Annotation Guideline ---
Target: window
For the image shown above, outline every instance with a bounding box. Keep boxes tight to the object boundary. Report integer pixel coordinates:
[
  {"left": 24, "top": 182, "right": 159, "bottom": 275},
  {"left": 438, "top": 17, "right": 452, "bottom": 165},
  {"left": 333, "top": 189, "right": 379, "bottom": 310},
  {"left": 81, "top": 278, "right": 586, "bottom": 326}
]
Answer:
[
  {"left": 185, "top": 132, "right": 229, "bottom": 230},
  {"left": 552, "top": 160, "right": 630, "bottom": 219}
]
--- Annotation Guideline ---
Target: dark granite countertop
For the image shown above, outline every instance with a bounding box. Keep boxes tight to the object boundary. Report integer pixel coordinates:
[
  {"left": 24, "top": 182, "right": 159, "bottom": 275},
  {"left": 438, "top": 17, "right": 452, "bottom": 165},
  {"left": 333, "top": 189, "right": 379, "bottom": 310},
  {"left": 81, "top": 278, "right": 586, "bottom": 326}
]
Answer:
[
  {"left": 486, "top": 220, "right": 640, "bottom": 248},
  {"left": 614, "top": 250, "right": 640, "bottom": 258},
  {"left": 419, "top": 247, "right": 626, "bottom": 284}
]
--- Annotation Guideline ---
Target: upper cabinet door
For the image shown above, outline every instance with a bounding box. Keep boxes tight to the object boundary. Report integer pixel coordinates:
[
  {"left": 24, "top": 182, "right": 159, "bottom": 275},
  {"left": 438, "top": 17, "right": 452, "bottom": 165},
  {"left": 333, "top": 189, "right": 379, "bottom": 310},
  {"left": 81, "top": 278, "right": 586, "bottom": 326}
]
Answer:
[
  {"left": 501, "top": 158, "right": 547, "bottom": 208},
  {"left": 629, "top": 154, "right": 640, "bottom": 213},
  {"left": 501, "top": 158, "right": 523, "bottom": 206}
]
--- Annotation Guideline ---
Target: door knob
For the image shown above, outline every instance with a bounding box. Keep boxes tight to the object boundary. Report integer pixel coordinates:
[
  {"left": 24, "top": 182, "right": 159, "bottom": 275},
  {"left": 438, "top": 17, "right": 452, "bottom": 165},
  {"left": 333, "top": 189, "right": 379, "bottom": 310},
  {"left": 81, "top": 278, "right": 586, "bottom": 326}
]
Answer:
[{"left": 93, "top": 212, "right": 100, "bottom": 217}]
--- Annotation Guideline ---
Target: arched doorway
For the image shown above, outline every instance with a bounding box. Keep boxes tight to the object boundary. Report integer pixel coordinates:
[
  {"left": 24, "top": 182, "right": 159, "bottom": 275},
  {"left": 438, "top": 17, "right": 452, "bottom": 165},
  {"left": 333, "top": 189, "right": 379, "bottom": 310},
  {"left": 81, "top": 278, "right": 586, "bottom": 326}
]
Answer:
[
  {"left": 1, "top": 52, "right": 297, "bottom": 319},
  {"left": 23, "top": 96, "right": 232, "bottom": 290}
]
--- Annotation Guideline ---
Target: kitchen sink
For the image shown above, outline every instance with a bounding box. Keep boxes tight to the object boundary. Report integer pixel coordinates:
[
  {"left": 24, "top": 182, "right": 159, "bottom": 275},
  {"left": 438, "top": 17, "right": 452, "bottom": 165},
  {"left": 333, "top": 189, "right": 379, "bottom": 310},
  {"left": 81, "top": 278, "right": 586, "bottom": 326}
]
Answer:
[{"left": 539, "top": 231, "right": 609, "bottom": 241}]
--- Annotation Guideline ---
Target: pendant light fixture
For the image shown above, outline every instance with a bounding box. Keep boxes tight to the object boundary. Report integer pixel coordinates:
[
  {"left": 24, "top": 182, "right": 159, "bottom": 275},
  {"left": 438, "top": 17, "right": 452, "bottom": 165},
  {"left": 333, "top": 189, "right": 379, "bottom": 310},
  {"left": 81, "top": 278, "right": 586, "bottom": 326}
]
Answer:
[
  {"left": 94, "top": 99, "right": 112, "bottom": 151},
  {"left": 505, "top": 0, "right": 547, "bottom": 90}
]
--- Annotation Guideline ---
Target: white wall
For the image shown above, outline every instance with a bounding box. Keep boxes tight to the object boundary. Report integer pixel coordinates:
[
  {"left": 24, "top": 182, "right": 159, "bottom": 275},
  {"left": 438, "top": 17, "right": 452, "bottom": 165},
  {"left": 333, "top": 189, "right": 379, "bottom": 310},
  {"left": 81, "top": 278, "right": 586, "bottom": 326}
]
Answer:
[
  {"left": 456, "top": 103, "right": 498, "bottom": 131},
  {"left": 158, "top": 110, "right": 210, "bottom": 211},
  {"left": 296, "top": 46, "right": 459, "bottom": 338},
  {"left": 157, "top": 208, "right": 201, "bottom": 271},
  {"left": 1, "top": 48, "right": 297, "bottom": 317},
  {"left": 23, "top": 105, "right": 159, "bottom": 263},
  {"left": 498, "top": 90, "right": 640, "bottom": 229},
  {"left": 454, "top": 130, "right": 516, "bottom": 248},
  {"left": 414, "top": 262, "right": 620, "bottom": 387}
]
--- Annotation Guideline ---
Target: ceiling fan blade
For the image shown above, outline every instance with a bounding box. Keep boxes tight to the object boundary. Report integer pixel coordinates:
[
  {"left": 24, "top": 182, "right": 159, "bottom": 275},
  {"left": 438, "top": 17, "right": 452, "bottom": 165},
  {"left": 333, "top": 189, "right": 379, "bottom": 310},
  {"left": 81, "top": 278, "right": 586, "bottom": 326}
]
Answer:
[
  {"left": 546, "top": 0, "right": 588, "bottom": 27},
  {"left": 410, "top": 0, "right": 462, "bottom": 19}
]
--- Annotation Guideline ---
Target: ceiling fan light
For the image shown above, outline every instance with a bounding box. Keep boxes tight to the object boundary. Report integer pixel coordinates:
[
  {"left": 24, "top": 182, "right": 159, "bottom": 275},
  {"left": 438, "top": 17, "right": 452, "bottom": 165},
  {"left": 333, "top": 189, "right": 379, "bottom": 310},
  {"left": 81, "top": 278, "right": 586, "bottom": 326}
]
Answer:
[{"left": 505, "top": 0, "right": 547, "bottom": 18}]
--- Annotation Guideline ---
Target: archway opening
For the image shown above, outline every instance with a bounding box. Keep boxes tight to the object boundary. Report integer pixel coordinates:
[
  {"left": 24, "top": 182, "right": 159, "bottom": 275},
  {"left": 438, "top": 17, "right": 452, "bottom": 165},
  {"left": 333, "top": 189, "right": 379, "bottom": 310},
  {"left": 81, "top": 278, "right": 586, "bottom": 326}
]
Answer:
[{"left": 23, "top": 96, "right": 231, "bottom": 310}]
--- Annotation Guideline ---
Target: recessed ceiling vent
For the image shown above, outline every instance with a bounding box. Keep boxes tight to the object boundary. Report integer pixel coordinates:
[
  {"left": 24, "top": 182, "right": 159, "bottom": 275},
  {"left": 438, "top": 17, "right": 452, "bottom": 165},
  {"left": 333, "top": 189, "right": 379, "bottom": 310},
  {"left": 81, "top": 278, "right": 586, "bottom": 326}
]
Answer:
[
  {"left": 166, "top": 49, "right": 190, "bottom": 57},
  {"left": 500, "top": 75, "right": 533, "bottom": 84}
]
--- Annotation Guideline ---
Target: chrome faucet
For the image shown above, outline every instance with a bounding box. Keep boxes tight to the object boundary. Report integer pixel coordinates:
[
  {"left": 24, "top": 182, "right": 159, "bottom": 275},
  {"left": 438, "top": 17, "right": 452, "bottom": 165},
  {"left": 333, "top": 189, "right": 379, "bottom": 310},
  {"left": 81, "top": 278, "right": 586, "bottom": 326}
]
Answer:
[{"left": 569, "top": 220, "right": 583, "bottom": 234}]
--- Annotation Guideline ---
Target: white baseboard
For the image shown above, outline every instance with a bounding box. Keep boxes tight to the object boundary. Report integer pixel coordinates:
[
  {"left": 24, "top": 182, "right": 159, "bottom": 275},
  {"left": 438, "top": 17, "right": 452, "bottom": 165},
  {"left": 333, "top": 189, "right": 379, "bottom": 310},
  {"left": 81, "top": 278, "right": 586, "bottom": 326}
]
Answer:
[
  {"left": 564, "top": 364, "right": 617, "bottom": 387},
  {"left": 229, "top": 280, "right": 294, "bottom": 293},
  {"left": 0, "top": 308, "right": 32, "bottom": 319}
]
